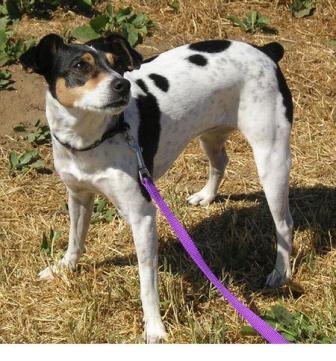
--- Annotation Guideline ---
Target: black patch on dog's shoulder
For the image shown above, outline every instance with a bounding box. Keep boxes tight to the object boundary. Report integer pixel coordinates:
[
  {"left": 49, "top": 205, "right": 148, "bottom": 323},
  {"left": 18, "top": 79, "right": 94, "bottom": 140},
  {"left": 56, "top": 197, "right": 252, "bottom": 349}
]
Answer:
[
  {"left": 136, "top": 78, "right": 149, "bottom": 93},
  {"left": 276, "top": 66, "right": 293, "bottom": 124},
  {"left": 142, "top": 55, "right": 159, "bottom": 64},
  {"left": 189, "top": 40, "right": 231, "bottom": 53},
  {"left": 136, "top": 88, "right": 161, "bottom": 201},
  {"left": 187, "top": 54, "right": 208, "bottom": 66},
  {"left": 149, "top": 73, "right": 169, "bottom": 92}
]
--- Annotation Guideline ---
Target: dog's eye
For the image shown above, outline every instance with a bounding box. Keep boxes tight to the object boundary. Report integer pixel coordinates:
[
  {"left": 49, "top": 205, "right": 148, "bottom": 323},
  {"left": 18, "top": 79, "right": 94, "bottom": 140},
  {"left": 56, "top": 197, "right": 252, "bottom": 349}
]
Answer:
[{"left": 73, "top": 60, "right": 89, "bottom": 71}]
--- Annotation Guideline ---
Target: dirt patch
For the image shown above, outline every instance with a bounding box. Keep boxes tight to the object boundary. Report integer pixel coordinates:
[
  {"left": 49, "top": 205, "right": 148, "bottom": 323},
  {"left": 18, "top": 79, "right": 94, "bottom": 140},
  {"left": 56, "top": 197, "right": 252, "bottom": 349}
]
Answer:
[{"left": 0, "top": 65, "right": 46, "bottom": 136}]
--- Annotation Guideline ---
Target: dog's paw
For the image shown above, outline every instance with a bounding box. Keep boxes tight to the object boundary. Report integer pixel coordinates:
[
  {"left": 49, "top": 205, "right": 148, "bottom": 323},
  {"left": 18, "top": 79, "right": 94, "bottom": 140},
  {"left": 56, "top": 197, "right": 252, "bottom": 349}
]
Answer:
[
  {"left": 38, "top": 265, "right": 59, "bottom": 280},
  {"left": 265, "top": 267, "right": 291, "bottom": 288},
  {"left": 187, "top": 190, "right": 216, "bottom": 206},
  {"left": 38, "top": 260, "right": 73, "bottom": 280},
  {"left": 144, "top": 322, "right": 167, "bottom": 344}
]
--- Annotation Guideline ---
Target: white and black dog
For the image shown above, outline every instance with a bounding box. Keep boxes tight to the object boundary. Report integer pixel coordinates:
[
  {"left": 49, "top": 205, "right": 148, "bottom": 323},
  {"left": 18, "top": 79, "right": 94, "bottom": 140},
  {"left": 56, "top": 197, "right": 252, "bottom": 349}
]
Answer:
[{"left": 20, "top": 33, "right": 293, "bottom": 342}]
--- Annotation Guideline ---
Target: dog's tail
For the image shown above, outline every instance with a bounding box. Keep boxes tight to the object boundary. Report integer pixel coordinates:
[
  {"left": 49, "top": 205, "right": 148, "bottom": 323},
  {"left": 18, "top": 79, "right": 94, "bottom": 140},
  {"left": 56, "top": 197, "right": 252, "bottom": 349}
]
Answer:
[{"left": 258, "top": 42, "right": 284, "bottom": 63}]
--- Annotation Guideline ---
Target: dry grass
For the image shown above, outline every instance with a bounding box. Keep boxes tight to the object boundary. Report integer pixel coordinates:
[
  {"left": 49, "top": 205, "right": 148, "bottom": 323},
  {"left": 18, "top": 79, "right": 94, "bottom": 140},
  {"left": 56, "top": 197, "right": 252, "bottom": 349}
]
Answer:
[{"left": 0, "top": 0, "right": 335, "bottom": 344}]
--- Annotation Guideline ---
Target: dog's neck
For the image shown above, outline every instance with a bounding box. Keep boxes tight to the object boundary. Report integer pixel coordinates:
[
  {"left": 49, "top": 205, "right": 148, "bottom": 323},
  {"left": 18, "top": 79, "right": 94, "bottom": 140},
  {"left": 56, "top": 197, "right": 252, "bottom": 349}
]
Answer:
[{"left": 45, "top": 90, "right": 120, "bottom": 150}]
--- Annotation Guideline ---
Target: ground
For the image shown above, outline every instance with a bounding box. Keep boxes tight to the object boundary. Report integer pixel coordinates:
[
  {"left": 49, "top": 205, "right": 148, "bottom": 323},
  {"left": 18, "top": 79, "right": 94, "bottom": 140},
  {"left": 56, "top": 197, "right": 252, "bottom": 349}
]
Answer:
[{"left": 0, "top": 0, "right": 335, "bottom": 343}]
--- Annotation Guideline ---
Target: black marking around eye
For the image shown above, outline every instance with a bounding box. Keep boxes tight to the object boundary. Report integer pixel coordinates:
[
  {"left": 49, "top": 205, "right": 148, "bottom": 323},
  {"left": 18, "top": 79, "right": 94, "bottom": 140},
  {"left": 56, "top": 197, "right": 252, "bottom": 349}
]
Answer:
[
  {"left": 136, "top": 78, "right": 149, "bottom": 93},
  {"left": 189, "top": 40, "right": 231, "bottom": 53},
  {"left": 276, "top": 66, "right": 293, "bottom": 124},
  {"left": 149, "top": 73, "right": 169, "bottom": 92},
  {"left": 187, "top": 54, "right": 208, "bottom": 66}
]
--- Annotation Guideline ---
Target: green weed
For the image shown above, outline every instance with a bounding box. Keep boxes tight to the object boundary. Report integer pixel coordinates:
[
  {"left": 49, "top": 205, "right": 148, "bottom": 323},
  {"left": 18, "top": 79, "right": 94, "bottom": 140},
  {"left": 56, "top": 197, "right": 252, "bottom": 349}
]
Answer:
[
  {"left": 240, "top": 305, "right": 330, "bottom": 343},
  {"left": 72, "top": 5, "right": 155, "bottom": 46},
  {"left": 227, "top": 11, "right": 276, "bottom": 34},
  {"left": 0, "top": 0, "right": 96, "bottom": 19},
  {"left": 0, "top": 69, "right": 13, "bottom": 89},
  {"left": 291, "top": 0, "right": 316, "bottom": 18},
  {"left": 91, "top": 198, "right": 119, "bottom": 224},
  {"left": 41, "top": 228, "right": 62, "bottom": 256},
  {"left": 14, "top": 119, "right": 51, "bottom": 146},
  {"left": 0, "top": 15, "right": 34, "bottom": 66},
  {"left": 9, "top": 149, "right": 46, "bottom": 174},
  {"left": 168, "top": 0, "right": 180, "bottom": 13}
]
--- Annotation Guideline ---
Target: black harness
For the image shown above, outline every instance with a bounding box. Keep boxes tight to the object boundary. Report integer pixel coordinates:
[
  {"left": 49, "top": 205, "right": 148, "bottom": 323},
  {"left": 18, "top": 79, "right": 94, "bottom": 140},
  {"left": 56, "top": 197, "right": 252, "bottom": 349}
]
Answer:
[{"left": 52, "top": 114, "right": 129, "bottom": 152}]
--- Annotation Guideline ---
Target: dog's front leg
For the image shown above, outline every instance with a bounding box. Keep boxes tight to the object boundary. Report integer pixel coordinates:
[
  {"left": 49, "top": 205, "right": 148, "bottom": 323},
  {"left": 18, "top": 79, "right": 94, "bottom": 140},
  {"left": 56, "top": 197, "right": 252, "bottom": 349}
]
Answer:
[
  {"left": 128, "top": 201, "right": 167, "bottom": 343},
  {"left": 39, "top": 188, "right": 94, "bottom": 279}
]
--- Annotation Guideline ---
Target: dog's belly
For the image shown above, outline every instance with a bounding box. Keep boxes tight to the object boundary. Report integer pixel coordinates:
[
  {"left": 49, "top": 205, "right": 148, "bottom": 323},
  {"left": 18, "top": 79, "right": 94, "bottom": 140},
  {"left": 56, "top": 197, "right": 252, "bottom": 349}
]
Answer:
[{"left": 147, "top": 85, "right": 240, "bottom": 179}]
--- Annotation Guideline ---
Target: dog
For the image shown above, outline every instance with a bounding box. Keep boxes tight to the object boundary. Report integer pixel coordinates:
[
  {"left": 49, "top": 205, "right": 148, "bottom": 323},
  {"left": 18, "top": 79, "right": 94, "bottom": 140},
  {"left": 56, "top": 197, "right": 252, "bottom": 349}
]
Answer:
[{"left": 20, "top": 33, "right": 293, "bottom": 343}]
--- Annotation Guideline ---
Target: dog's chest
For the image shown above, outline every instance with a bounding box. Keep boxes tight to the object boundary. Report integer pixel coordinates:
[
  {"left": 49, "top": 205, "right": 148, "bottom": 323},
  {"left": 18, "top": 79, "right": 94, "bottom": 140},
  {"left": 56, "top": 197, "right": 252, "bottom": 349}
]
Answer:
[{"left": 52, "top": 139, "right": 137, "bottom": 192}]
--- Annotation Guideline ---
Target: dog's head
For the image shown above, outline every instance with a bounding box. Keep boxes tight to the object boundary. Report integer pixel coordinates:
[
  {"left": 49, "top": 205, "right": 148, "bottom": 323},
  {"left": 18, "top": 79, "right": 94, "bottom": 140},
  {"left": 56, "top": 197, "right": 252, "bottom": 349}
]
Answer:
[{"left": 20, "top": 33, "right": 142, "bottom": 114}]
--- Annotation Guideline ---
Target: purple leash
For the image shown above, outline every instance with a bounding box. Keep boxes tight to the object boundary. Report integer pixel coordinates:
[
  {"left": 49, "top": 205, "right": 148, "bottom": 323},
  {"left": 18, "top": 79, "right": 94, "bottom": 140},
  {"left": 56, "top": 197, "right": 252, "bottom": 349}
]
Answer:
[{"left": 127, "top": 133, "right": 289, "bottom": 344}]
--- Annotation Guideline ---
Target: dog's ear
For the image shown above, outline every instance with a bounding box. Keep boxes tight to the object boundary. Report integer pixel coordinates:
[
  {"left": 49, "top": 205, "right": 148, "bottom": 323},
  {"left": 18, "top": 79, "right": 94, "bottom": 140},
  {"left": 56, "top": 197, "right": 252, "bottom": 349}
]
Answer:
[
  {"left": 20, "top": 34, "right": 64, "bottom": 77},
  {"left": 86, "top": 33, "right": 143, "bottom": 71}
]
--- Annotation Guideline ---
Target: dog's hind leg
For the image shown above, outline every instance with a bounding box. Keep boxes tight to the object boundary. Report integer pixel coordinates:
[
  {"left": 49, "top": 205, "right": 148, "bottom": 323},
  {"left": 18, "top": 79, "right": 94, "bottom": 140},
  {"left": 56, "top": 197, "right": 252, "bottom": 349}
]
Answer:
[
  {"left": 187, "top": 128, "right": 230, "bottom": 206},
  {"left": 39, "top": 188, "right": 94, "bottom": 279},
  {"left": 239, "top": 100, "right": 293, "bottom": 287}
]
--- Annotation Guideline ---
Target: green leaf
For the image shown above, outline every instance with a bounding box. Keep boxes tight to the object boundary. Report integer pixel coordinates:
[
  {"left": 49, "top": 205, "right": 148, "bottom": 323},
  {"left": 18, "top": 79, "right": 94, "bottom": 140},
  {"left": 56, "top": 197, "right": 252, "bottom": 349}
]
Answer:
[
  {"left": 27, "top": 133, "right": 37, "bottom": 143},
  {"left": 248, "top": 11, "right": 258, "bottom": 28},
  {"left": 41, "top": 232, "right": 50, "bottom": 253},
  {"left": 258, "top": 16, "right": 269, "bottom": 25},
  {"left": 95, "top": 199, "right": 107, "bottom": 213},
  {"left": 0, "top": 17, "right": 10, "bottom": 32},
  {"left": 13, "top": 124, "right": 26, "bottom": 132},
  {"left": 132, "top": 14, "right": 146, "bottom": 28},
  {"left": 227, "top": 16, "right": 247, "bottom": 30},
  {"left": 106, "top": 4, "right": 113, "bottom": 18},
  {"left": 9, "top": 151, "right": 18, "bottom": 168},
  {"left": 294, "top": 8, "right": 314, "bottom": 18},
  {"left": 90, "top": 15, "right": 109, "bottom": 33},
  {"left": 127, "top": 29, "right": 139, "bottom": 47},
  {"left": 169, "top": 0, "right": 180, "bottom": 12},
  {"left": 72, "top": 25, "right": 100, "bottom": 41},
  {"left": 115, "top": 7, "right": 133, "bottom": 24},
  {"left": 104, "top": 210, "right": 115, "bottom": 222},
  {"left": 19, "top": 150, "right": 37, "bottom": 165},
  {"left": 326, "top": 40, "right": 336, "bottom": 48},
  {"left": 51, "top": 229, "right": 61, "bottom": 243},
  {"left": 271, "top": 305, "right": 295, "bottom": 326},
  {"left": 30, "top": 159, "right": 45, "bottom": 169},
  {"left": 0, "top": 29, "right": 8, "bottom": 48},
  {"left": 240, "top": 325, "right": 258, "bottom": 336}
]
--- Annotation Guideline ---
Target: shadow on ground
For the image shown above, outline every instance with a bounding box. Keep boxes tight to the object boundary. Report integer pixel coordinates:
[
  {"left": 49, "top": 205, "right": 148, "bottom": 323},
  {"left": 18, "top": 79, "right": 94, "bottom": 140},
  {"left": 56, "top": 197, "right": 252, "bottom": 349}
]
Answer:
[{"left": 96, "top": 185, "right": 336, "bottom": 308}]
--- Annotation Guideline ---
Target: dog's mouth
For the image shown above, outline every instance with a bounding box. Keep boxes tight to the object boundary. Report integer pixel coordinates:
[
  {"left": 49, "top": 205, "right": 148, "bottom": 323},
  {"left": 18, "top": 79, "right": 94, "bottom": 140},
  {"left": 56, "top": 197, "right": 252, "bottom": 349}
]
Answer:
[
  {"left": 102, "top": 98, "right": 129, "bottom": 109},
  {"left": 101, "top": 97, "right": 129, "bottom": 110}
]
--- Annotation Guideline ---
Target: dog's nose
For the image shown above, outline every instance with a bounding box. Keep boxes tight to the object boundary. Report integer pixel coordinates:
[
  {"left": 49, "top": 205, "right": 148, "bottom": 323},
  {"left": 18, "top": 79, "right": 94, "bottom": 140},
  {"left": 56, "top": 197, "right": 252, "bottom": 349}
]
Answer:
[{"left": 111, "top": 78, "right": 131, "bottom": 96}]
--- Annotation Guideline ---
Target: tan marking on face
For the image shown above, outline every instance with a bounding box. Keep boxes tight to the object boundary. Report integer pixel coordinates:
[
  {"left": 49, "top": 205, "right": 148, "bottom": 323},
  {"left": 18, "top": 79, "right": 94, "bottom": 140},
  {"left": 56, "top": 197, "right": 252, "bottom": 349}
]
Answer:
[
  {"left": 55, "top": 72, "right": 109, "bottom": 108},
  {"left": 105, "top": 52, "right": 115, "bottom": 65},
  {"left": 85, "top": 71, "right": 109, "bottom": 90},
  {"left": 81, "top": 52, "right": 96, "bottom": 67}
]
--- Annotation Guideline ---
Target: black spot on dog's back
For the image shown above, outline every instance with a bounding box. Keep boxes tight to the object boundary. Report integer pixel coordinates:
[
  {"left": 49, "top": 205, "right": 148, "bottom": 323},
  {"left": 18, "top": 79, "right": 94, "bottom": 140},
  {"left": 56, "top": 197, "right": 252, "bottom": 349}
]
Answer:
[
  {"left": 256, "top": 42, "right": 284, "bottom": 63},
  {"left": 149, "top": 73, "right": 169, "bottom": 92},
  {"left": 189, "top": 40, "right": 231, "bottom": 53},
  {"left": 136, "top": 78, "right": 149, "bottom": 93},
  {"left": 276, "top": 66, "right": 293, "bottom": 124},
  {"left": 188, "top": 54, "right": 208, "bottom": 66}
]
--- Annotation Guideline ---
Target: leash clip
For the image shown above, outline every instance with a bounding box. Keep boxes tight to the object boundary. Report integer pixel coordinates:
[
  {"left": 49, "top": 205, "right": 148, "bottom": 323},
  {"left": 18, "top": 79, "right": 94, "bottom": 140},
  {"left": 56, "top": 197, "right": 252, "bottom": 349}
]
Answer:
[{"left": 125, "top": 132, "right": 150, "bottom": 183}]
